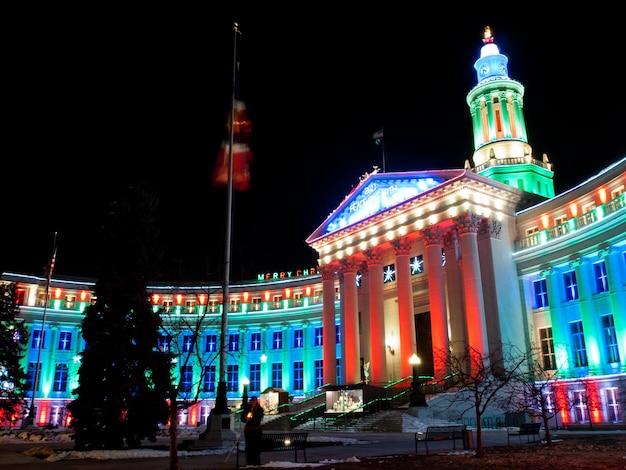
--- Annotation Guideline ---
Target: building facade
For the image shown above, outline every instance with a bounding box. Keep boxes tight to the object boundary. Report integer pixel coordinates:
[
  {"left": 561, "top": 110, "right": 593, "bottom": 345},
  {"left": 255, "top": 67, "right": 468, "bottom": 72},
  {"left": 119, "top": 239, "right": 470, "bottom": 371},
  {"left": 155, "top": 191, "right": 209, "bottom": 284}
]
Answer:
[{"left": 2, "top": 28, "right": 625, "bottom": 429}]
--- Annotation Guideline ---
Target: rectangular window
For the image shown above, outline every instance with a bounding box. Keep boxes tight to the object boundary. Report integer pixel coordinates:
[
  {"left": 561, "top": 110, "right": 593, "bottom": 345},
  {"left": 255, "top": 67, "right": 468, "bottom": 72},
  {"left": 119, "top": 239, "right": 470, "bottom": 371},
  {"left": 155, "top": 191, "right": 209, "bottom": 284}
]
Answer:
[
  {"left": 180, "top": 365, "right": 193, "bottom": 393},
  {"left": 158, "top": 335, "right": 171, "bottom": 353},
  {"left": 293, "top": 361, "right": 304, "bottom": 390},
  {"left": 31, "top": 329, "right": 45, "bottom": 349},
  {"left": 184, "top": 300, "right": 196, "bottom": 313},
  {"left": 251, "top": 332, "right": 261, "bottom": 351},
  {"left": 604, "top": 387, "right": 622, "bottom": 422},
  {"left": 314, "top": 327, "right": 323, "bottom": 347},
  {"left": 554, "top": 215, "right": 567, "bottom": 226},
  {"left": 335, "top": 324, "right": 341, "bottom": 344},
  {"left": 314, "top": 360, "right": 323, "bottom": 388},
  {"left": 533, "top": 279, "right": 549, "bottom": 309},
  {"left": 572, "top": 390, "right": 588, "bottom": 422},
  {"left": 563, "top": 270, "right": 579, "bottom": 301},
  {"left": 182, "top": 335, "right": 194, "bottom": 353},
  {"left": 336, "top": 359, "right": 342, "bottom": 386},
  {"left": 208, "top": 300, "right": 219, "bottom": 313},
  {"left": 271, "top": 363, "right": 282, "bottom": 388},
  {"left": 582, "top": 202, "right": 596, "bottom": 213},
  {"left": 272, "top": 331, "right": 283, "bottom": 350},
  {"left": 526, "top": 226, "right": 539, "bottom": 236},
  {"left": 539, "top": 327, "right": 556, "bottom": 370},
  {"left": 541, "top": 389, "right": 556, "bottom": 415},
  {"left": 228, "top": 333, "right": 239, "bottom": 352},
  {"left": 293, "top": 329, "right": 304, "bottom": 348},
  {"left": 601, "top": 314, "right": 620, "bottom": 363},
  {"left": 570, "top": 321, "right": 588, "bottom": 367},
  {"left": 57, "top": 331, "right": 72, "bottom": 351},
  {"left": 251, "top": 297, "right": 262, "bottom": 311},
  {"left": 26, "top": 362, "right": 41, "bottom": 392},
  {"left": 53, "top": 363, "right": 68, "bottom": 392},
  {"left": 249, "top": 363, "right": 261, "bottom": 392},
  {"left": 594, "top": 261, "right": 609, "bottom": 294},
  {"left": 205, "top": 334, "right": 217, "bottom": 353},
  {"left": 227, "top": 365, "right": 239, "bottom": 391},
  {"left": 203, "top": 365, "right": 216, "bottom": 392}
]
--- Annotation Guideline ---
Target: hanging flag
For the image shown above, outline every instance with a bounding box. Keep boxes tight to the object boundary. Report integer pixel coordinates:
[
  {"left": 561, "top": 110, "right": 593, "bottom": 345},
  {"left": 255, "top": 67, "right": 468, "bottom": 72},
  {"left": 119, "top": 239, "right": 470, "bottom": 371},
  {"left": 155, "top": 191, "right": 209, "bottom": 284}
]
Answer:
[
  {"left": 373, "top": 129, "right": 383, "bottom": 145},
  {"left": 212, "top": 99, "right": 254, "bottom": 191}
]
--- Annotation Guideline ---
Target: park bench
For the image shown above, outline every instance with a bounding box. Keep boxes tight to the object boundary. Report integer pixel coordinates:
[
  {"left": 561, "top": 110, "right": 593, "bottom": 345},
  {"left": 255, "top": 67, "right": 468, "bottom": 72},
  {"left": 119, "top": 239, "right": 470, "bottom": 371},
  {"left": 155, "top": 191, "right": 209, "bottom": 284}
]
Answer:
[
  {"left": 507, "top": 422, "right": 541, "bottom": 444},
  {"left": 414, "top": 424, "right": 466, "bottom": 454},
  {"left": 260, "top": 431, "right": 308, "bottom": 461},
  {"left": 236, "top": 431, "right": 308, "bottom": 467}
]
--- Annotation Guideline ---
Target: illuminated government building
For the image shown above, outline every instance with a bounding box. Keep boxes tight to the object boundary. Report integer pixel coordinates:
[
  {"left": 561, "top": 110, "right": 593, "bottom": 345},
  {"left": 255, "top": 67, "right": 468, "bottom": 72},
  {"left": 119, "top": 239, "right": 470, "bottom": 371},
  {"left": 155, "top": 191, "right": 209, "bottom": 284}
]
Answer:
[{"left": 2, "top": 28, "right": 625, "bottom": 429}]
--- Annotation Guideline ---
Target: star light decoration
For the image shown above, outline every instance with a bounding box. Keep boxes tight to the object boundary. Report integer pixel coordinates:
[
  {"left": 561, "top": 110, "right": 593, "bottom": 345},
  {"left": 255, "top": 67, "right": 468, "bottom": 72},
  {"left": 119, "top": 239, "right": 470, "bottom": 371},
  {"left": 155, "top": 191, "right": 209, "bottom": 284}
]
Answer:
[
  {"left": 383, "top": 265, "right": 396, "bottom": 283},
  {"left": 410, "top": 255, "right": 424, "bottom": 274}
]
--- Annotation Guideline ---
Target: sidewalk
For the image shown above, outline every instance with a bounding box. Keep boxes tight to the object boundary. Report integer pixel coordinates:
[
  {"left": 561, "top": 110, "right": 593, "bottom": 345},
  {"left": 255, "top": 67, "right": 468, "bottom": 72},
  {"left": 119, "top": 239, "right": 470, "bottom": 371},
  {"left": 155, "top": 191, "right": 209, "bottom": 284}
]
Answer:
[{"left": 2, "top": 427, "right": 615, "bottom": 469}]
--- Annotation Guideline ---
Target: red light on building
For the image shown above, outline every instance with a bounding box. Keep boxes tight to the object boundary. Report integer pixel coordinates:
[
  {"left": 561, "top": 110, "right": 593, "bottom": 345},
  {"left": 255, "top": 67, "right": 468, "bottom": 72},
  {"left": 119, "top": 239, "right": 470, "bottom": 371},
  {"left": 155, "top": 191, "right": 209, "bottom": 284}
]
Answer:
[
  {"left": 197, "top": 294, "right": 206, "bottom": 305},
  {"left": 243, "top": 292, "right": 249, "bottom": 302},
  {"left": 284, "top": 288, "right": 291, "bottom": 299},
  {"left": 305, "top": 286, "right": 311, "bottom": 296},
  {"left": 152, "top": 294, "right": 161, "bottom": 305},
  {"left": 79, "top": 291, "right": 88, "bottom": 302},
  {"left": 264, "top": 291, "right": 271, "bottom": 301},
  {"left": 598, "top": 188, "right": 607, "bottom": 204},
  {"left": 54, "top": 288, "right": 62, "bottom": 299},
  {"left": 175, "top": 294, "right": 183, "bottom": 305},
  {"left": 541, "top": 214, "right": 550, "bottom": 229}
]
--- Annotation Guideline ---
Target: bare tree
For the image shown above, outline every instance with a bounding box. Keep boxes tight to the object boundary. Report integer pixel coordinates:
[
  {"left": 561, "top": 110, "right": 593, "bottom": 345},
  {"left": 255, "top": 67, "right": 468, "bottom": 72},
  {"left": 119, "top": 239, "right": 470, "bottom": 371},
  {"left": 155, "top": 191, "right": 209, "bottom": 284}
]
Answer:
[
  {"left": 568, "top": 377, "right": 598, "bottom": 430},
  {"left": 505, "top": 347, "right": 569, "bottom": 446},
  {"left": 157, "top": 299, "right": 221, "bottom": 470},
  {"left": 438, "top": 342, "right": 529, "bottom": 458}
]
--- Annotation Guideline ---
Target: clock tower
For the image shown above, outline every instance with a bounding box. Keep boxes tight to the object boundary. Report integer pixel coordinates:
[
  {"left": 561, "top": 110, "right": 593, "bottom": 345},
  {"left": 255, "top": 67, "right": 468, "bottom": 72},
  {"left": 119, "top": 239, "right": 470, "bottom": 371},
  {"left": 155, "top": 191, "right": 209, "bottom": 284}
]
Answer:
[{"left": 466, "top": 26, "right": 555, "bottom": 198}]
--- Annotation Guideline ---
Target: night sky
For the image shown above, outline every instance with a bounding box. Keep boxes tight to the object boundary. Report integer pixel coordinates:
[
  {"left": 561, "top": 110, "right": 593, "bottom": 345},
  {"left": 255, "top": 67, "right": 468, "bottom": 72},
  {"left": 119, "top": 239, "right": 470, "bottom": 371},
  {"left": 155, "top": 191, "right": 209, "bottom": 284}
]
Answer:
[{"left": 4, "top": 6, "right": 625, "bottom": 283}]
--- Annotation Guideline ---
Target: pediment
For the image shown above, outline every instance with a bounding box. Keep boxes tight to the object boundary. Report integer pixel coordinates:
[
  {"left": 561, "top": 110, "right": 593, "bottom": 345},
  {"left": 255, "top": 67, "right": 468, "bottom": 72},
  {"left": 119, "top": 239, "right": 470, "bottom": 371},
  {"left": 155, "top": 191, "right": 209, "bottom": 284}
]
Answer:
[{"left": 307, "top": 169, "right": 466, "bottom": 243}]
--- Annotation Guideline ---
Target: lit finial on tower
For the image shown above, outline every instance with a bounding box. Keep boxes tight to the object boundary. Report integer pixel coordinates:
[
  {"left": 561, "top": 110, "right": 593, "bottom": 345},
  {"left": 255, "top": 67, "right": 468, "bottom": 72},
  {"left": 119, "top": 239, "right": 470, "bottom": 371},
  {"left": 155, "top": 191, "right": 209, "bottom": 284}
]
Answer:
[{"left": 483, "top": 26, "right": 494, "bottom": 44}]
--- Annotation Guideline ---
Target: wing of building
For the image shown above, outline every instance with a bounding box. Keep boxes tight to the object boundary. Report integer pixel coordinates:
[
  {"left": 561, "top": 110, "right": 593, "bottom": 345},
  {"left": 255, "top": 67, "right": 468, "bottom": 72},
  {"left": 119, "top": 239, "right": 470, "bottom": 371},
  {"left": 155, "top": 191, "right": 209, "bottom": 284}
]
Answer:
[{"left": 2, "top": 27, "right": 625, "bottom": 430}]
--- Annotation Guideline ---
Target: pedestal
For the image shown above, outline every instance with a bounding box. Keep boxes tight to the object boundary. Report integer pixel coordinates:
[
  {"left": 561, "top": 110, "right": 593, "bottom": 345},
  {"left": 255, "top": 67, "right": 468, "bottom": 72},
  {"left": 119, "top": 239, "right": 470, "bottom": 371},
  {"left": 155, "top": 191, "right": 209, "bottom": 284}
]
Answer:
[{"left": 192, "top": 411, "right": 236, "bottom": 449}]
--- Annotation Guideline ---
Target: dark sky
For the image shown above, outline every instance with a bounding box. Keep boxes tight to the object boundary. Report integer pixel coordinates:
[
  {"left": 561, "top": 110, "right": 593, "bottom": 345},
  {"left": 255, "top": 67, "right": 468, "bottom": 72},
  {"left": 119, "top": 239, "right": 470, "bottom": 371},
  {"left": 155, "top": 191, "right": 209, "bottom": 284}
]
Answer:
[{"left": 4, "top": 6, "right": 625, "bottom": 282}]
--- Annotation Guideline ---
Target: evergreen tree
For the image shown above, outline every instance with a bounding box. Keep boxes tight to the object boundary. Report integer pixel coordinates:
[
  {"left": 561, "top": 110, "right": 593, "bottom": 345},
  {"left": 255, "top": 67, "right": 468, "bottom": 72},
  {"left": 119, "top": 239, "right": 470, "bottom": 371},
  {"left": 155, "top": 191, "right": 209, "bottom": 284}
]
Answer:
[
  {"left": 67, "top": 180, "right": 173, "bottom": 450},
  {"left": 0, "top": 282, "right": 29, "bottom": 427}
]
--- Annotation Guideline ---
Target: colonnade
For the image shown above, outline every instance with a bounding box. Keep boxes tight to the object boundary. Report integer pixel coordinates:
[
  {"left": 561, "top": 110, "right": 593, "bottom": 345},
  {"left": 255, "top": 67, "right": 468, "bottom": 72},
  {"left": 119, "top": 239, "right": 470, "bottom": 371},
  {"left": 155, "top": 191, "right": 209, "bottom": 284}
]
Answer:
[{"left": 319, "top": 211, "right": 499, "bottom": 386}]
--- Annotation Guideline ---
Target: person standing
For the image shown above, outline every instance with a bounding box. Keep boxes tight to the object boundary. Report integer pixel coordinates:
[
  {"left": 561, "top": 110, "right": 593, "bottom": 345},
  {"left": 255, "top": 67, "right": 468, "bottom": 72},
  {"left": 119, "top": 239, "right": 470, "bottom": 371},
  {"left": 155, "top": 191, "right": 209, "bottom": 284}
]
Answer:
[{"left": 241, "top": 395, "right": 264, "bottom": 466}]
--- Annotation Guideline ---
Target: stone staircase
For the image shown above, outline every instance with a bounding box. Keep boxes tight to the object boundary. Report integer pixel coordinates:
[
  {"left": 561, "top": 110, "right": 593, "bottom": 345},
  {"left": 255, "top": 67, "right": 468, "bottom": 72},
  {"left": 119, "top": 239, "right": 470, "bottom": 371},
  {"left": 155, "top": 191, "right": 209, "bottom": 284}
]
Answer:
[{"left": 292, "top": 408, "right": 452, "bottom": 433}]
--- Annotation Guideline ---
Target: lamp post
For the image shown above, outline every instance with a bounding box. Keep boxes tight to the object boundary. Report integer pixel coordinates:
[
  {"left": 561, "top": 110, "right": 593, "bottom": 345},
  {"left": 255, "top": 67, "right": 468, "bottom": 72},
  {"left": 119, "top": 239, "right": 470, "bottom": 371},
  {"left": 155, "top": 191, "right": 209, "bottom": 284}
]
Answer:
[
  {"left": 242, "top": 377, "right": 249, "bottom": 407},
  {"left": 409, "top": 354, "right": 428, "bottom": 407}
]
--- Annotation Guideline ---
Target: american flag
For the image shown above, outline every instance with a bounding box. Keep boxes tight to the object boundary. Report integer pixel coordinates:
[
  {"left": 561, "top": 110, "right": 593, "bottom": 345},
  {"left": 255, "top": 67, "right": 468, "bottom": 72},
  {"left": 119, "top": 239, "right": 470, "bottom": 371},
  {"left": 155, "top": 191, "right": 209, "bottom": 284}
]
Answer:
[
  {"left": 45, "top": 234, "right": 58, "bottom": 282},
  {"left": 212, "top": 100, "right": 253, "bottom": 191},
  {"left": 373, "top": 129, "right": 383, "bottom": 145}
]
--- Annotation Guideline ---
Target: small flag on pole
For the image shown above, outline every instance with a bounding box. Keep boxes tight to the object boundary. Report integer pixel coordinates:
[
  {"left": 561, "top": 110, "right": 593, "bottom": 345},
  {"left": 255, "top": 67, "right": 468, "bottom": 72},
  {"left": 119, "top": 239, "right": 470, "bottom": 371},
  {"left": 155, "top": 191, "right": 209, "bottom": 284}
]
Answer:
[
  {"left": 45, "top": 233, "right": 58, "bottom": 282},
  {"left": 373, "top": 129, "right": 383, "bottom": 145}
]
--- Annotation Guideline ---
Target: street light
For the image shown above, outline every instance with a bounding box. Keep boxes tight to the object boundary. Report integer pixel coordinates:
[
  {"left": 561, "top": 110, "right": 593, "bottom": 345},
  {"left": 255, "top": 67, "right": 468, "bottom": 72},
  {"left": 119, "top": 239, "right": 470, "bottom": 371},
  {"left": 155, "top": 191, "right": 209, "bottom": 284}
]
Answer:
[
  {"left": 242, "top": 377, "right": 250, "bottom": 407},
  {"left": 409, "top": 354, "right": 428, "bottom": 407}
]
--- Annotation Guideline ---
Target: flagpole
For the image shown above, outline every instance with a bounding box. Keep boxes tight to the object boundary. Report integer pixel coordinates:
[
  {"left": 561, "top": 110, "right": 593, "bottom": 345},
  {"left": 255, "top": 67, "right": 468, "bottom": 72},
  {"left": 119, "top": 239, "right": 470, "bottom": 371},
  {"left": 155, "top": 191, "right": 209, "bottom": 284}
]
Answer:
[
  {"left": 373, "top": 128, "right": 387, "bottom": 172},
  {"left": 197, "top": 21, "right": 239, "bottom": 448},
  {"left": 215, "top": 20, "right": 240, "bottom": 415},
  {"left": 25, "top": 231, "right": 58, "bottom": 428}
]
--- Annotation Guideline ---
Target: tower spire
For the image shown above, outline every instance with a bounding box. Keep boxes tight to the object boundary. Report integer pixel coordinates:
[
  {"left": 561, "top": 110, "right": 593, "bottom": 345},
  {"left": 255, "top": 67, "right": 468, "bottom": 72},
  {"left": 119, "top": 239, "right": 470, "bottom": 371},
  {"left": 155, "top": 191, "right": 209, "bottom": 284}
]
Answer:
[{"left": 466, "top": 27, "right": 555, "bottom": 199}]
